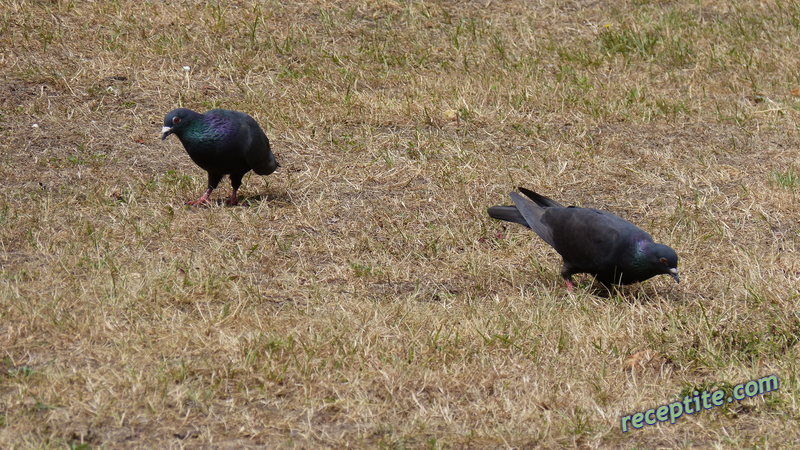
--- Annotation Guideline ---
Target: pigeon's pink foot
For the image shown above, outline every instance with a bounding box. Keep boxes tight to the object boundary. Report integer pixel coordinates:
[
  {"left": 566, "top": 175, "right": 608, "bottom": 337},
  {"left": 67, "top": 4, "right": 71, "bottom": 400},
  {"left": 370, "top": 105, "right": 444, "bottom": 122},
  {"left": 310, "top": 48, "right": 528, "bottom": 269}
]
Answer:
[
  {"left": 225, "top": 191, "right": 239, "bottom": 206},
  {"left": 565, "top": 279, "right": 575, "bottom": 292},
  {"left": 187, "top": 189, "right": 213, "bottom": 206}
]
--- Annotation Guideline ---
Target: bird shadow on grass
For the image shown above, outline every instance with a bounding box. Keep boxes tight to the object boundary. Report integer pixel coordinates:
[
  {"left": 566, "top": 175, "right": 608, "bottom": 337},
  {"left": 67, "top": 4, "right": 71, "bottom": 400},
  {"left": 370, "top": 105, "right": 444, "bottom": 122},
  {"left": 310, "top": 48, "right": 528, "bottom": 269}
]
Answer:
[
  {"left": 581, "top": 281, "right": 684, "bottom": 304},
  {"left": 184, "top": 190, "right": 292, "bottom": 208},
  {"left": 237, "top": 191, "right": 292, "bottom": 207}
]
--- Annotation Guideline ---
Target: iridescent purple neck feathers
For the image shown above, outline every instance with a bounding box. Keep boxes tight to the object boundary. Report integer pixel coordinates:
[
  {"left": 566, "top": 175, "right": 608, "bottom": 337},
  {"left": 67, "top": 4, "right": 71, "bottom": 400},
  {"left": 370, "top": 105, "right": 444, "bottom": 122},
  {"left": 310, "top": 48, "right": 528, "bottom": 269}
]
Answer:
[{"left": 181, "top": 113, "right": 235, "bottom": 144}]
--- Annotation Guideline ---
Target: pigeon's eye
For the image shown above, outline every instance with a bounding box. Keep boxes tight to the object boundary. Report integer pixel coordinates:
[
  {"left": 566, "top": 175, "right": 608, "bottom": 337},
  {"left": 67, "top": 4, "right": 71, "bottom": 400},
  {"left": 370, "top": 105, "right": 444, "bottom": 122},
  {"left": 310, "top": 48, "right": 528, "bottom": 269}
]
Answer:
[
  {"left": 659, "top": 257, "right": 668, "bottom": 265},
  {"left": 172, "top": 116, "right": 181, "bottom": 125}
]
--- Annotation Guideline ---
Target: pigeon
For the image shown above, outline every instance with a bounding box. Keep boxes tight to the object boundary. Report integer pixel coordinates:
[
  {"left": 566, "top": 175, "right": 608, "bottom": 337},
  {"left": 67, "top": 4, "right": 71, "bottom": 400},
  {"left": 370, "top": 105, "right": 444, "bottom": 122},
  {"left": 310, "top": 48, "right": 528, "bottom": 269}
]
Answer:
[
  {"left": 488, "top": 188, "right": 679, "bottom": 290},
  {"left": 160, "top": 108, "right": 278, "bottom": 206}
]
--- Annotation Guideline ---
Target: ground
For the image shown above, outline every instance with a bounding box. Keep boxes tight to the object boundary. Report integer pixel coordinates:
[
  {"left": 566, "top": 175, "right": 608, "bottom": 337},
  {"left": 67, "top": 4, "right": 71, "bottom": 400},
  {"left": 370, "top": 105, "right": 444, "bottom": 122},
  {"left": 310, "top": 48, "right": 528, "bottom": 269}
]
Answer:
[{"left": 1, "top": 0, "right": 799, "bottom": 447}]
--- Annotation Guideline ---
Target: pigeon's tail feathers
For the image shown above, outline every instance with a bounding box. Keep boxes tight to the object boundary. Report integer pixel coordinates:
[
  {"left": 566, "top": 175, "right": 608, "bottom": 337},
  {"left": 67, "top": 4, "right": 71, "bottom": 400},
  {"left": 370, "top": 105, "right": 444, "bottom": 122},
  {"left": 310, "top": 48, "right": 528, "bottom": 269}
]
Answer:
[
  {"left": 509, "top": 191, "right": 556, "bottom": 247},
  {"left": 487, "top": 205, "right": 530, "bottom": 229},
  {"left": 518, "top": 187, "right": 565, "bottom": 208}
]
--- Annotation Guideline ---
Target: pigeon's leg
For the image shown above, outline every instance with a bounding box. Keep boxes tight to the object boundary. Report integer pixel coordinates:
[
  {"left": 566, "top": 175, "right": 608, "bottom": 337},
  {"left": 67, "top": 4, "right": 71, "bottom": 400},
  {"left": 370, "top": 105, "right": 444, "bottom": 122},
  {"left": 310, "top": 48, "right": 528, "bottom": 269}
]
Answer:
[
  {"left": 186, "top": 189, "right": 213, "bottom": 206},
  {"left": 561, "top": 266, "right": 576, "bottom": 292},
  {"left": 187, "top": 172, "right": 222, "bottom": 206},
  {"left": 226, "top": 172, "right": 246, "bottom": 206}
]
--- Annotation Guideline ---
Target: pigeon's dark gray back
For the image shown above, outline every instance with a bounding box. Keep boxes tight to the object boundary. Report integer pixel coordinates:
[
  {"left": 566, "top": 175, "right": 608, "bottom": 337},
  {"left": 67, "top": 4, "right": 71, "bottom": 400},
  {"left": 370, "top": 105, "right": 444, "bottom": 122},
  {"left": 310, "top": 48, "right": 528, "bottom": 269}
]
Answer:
[{"left": 541, "top": 206, "right": 654, "bottom": 284}]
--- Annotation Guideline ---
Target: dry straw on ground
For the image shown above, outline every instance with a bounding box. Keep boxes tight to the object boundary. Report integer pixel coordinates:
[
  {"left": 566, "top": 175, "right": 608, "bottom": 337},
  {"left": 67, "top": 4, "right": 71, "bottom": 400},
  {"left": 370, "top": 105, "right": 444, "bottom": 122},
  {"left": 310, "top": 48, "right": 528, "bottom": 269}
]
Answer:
[{"left": 1, "top": 0, "right": 799, "bottom": 447}]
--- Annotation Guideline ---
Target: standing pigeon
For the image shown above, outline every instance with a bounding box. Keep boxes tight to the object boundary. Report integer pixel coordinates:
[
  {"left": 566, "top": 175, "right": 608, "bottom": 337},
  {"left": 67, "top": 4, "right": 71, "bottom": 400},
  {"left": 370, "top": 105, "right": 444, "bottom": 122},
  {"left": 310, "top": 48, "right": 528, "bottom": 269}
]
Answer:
[
  {"left": 160, "top": 108, "right": 278, "bottom": 206},
  {"left": 488, "top": 187, "right": 679, "bottom": 290}
]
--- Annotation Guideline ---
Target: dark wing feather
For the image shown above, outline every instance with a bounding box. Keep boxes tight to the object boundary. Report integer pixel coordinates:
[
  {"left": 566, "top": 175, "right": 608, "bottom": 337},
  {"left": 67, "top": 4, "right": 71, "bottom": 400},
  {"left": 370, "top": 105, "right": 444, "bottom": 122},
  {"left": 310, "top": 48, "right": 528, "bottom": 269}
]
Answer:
[
  {"left": 543, "top": 208, "right": 623, "bottom": 269},
  {"left": 543, "top": 208, "right": 653, "bottom": 272},
  {"left": 221, "top": 111, "right": 276, "bottom": 176},
  {"left": 509, "top": 192, "right": 556, "bottom": 247},
  {"left": 240, "top": 115, "right": 277, "bottom": 175},
  {"left": 518, "top": 187, "right": 565, "bottom": 208}
]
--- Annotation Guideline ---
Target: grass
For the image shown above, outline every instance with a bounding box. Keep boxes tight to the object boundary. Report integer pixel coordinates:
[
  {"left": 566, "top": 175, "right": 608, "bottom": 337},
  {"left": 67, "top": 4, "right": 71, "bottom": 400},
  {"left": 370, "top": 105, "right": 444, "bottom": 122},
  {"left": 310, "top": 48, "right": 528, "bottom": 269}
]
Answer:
[{"left": 1, "top": 0, "right": 799, "bottom": 447}]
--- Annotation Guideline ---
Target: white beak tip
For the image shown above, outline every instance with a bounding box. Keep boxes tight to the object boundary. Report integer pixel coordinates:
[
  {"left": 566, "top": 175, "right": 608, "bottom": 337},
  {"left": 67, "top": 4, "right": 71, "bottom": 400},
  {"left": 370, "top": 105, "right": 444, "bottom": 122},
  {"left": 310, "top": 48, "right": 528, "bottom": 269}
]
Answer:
[{"left": 160, "top": 126, "right": 172, "bottom": 140}]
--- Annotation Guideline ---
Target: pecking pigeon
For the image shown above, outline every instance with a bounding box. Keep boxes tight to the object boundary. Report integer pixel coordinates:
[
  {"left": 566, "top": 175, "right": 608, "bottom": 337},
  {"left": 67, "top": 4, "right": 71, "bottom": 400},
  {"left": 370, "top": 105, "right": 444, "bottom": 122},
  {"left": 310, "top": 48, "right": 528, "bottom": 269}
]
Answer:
[
  {"left": 488, "top": 187, "right": 679, "bottom": 290},
  {"left": 160, "top": 108, "right": 278, "bottom": 206}
]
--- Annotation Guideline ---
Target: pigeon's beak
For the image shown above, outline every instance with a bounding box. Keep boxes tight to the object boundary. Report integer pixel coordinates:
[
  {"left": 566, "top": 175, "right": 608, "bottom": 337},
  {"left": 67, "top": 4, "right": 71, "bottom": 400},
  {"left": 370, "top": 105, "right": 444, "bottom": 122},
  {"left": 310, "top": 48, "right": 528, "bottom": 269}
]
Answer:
[
  {"left": 668, "top": 267, "right": 680, "bottom": 283},
  {"left": 160, "top": 126, "right": 173, "bottom": 141}
]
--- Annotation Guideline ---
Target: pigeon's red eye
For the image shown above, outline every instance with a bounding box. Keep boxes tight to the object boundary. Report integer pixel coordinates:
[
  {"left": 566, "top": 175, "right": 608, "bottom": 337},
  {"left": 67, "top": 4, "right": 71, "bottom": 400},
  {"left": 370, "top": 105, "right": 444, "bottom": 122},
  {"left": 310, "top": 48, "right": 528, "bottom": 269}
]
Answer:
[
  {"left": 659, "top": 257, "right": 668, "bottom": 265},
  {"left": 172, "top": 116, "right": 181, "bottom": 125}
]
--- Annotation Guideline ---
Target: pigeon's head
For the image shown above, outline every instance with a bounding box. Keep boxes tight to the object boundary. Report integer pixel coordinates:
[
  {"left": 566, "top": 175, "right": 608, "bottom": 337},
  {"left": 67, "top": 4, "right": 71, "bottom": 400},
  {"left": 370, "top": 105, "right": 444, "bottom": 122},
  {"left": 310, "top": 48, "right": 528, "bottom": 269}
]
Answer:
[
  {"left": 161, "top": 108, "right": 198, "bottom": 140},
  {"left": 647, "top": 243, "right": 680, "bottom": 283}
]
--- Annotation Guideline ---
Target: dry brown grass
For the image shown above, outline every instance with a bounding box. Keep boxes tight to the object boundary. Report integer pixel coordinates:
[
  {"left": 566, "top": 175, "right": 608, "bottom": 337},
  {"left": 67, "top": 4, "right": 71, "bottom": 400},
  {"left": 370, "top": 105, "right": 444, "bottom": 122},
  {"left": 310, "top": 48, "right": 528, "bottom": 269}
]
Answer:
[{"left": 1, "top": 0, "right": 799, "bottom": 447}]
